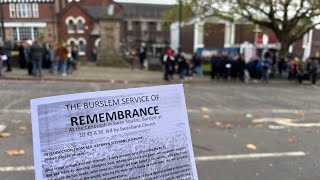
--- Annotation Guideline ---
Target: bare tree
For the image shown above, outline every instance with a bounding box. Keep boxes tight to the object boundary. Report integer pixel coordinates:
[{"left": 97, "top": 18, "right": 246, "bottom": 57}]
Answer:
[{"left": 181, "top": 0, "right": 320, "bottom": 57}]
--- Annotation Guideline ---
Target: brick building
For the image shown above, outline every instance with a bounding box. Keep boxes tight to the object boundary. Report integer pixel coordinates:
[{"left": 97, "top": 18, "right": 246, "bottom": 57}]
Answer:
[
  {"left": 0, "top": 0, "right": 171, "bottom": 58},
  {"left": 58, "top": 0, "right": 171, "bottom": 57},
  {"left": 0, "top": 0, "right": 69, "bottom": 43},
  {"left": 171, "top": 16, "right": 318, "bottom": 61}
]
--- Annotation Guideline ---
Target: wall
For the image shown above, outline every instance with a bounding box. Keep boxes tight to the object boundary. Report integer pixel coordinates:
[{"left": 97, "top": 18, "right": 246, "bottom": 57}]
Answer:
[{"left": 59, "top": 3, "right": 95, "bottom": 56}]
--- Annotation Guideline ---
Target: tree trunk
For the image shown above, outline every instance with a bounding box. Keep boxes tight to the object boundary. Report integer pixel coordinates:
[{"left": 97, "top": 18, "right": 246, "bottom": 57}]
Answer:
[{"left": 279, "top": 40, "right": 291, "bottom": 59}]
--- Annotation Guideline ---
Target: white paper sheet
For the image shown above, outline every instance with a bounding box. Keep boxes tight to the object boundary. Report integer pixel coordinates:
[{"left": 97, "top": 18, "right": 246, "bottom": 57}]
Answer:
[{"left": 31, "top": 84, "right": 198, "bottom": 180}]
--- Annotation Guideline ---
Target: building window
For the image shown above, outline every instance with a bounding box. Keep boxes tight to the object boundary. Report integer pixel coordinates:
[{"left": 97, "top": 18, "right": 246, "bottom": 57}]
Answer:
[
  {"left": 32, "top": 3, "right": 39, "bottom": 18},
  {"left": 9, "top": 4, "right": 16, "bottom": 18},
  {"left": 77, "top": 20, "right": 84, "bottom": 33},
  {"left": 107, "top": 4, "right": 114, "bottom": 16},
  {"left": 16, "top": 4, "right": 32, "bottom": 18},
  {"left": 79, "top": 40, "right": 86, "bottom": 55},
  {"left": 12, "top": 27, "right": 39, "bottom": 41},
  {"left": 148, "top": 22, "right": 156, "bottom": 31},
  {"left": 141, "top": 22, "right": 147, "bottom": 31},
  {"left": 133, "top": 21, "right": 140, "bottom": 31},
  {"left": 127, "top": 21, "right": 133, "bottom": 31},
  {"left": 9, "top": 3, "right": 38, "bottom": 18},
  {"left": 67, "top": 20, "right": 75, "bottom": 33},
  {"left": 156, "top": 22, "right": 162, "bottom": 31},
  {"left": 70, "top": 41, "right": 75, "bottom": 47},
  {"left": 12, "top": 28, "right": 18, "bottom": 41}
]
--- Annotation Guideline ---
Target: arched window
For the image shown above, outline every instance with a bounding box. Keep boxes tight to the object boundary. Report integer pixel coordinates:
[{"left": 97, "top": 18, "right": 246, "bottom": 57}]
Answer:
[
  {"left": 69, "top": 41, "right": 75, "bottom": 47},
  {"left": 79, "top": 40, "right": 86, "bottom": 55},
  {"left": 77, "top": 20, "right": 84, "bottom": 33},
  {"left": 67, "top": 19, "right": 74, "bottom": 33}
]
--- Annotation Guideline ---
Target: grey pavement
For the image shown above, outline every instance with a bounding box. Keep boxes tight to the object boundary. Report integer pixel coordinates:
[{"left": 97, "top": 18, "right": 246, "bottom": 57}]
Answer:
[
  {"left": 0, "top": 80, "right": 320, "bottom": 180},
  {"left": 1, "top": 63, "right": 318, "bottom": 87}
]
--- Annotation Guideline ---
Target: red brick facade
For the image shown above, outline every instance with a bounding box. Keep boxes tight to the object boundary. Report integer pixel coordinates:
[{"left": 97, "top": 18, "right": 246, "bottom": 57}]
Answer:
[{"left": 58, "top": 3, "right": 97, "bottom": 56}]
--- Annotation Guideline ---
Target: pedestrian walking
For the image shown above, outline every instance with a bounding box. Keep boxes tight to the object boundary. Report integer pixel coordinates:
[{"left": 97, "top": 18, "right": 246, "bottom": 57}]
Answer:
[
  {"left": 3, "top": 40, "right": 13, "bottom": 72},
  {"left": 30, "top": 41, "right": 45, "bottom": 78},
  {"left": 56, "top": 43, "right": 69, "bottom": 77}
]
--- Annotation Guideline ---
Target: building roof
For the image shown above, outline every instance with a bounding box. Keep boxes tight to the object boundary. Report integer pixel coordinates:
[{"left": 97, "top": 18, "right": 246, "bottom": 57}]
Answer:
[
  {"left": 0, "top": 0, "right": 54, "bottom": 2},
  {"left": 119, "top": 3, "right": 171, "bottom": 19},
  {"left": 82, "top": 6, "right": 115, "bottom": 20}
]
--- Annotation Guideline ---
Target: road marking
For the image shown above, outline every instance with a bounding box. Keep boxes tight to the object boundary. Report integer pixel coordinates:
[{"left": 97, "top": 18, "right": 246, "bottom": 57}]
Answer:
[
  {"left": 0, "top": 109, "right": 30, "bottom": 114},
  {"left": 272, "top": 109, "right": 320, "bottom": 113},
  {"left": 0, "top": 166, "right": 34, "bottom": 172},
  {"left": 253, "top": 118, "right": 320, "bottom": 128},
  {"left": 0, "top": 152, "right": 306, "bottom": 171},
  {"left": 2, "top": 98, "right": 24, "bottom": 110},
  {"left": 0, "top": 125, "right": 6, "bottom": 133},
  {"left": 195, "top": 151, "right": 306, "bottom": 161}
]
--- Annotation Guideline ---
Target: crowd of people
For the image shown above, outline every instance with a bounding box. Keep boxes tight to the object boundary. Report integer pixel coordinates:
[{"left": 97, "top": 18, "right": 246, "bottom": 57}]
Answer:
[
  {"left": 162, "top": 49, "right": 204, "bottom": 82},
  {"left": 0, "top": 40, "right": 79, "bottom": 78},
  {"left": 161, "top": 48, "right": 320, "bottom": 85}
]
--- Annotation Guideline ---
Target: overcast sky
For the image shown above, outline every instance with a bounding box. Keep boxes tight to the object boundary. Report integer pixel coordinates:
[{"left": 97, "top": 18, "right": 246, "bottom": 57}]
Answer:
[{"left": 115, "top": 0, "right": 176, "bottom": 5}]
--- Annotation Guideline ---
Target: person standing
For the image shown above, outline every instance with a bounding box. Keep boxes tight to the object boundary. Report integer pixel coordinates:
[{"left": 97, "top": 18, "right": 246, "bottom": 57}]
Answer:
[
  {"left": 308, "top": 58, "right": 319, "bottom": 85},
  {"left": 129, "top": 49, "right": 136, "bottom": 70},
  {"left": 71, "top": 46, "right": 79, "bottom": 71},
  {"left": 56, "top": 43, "right": 69, "bottom": 77},
  {"left": 210, "top": 52, "right": 219, "bottom": 80},
  {"left": 236, "top": 54, "right": 246, "bottom": 82},
  {"left": 176, "top": 51, "right": 187, "bottom": 82},
  {"left": 193, "top": 53, "right": 203, "bottom": 76},
  {"left": 0, "top": 43, "right": 4, "bottom": 76},
  {"left": 25, "top": 40, "right": 33, "bottom": 75},
  {"left": 163, "top": 49, "right": 174, "bottom": 81},
  {"left": 49, "top": 43, "right": 58, "bottom": 75},
  {"left": 138, "top": 45, "right": 146, "bottom": 70},
  {"left": 261, "top": 52, "right": 272, "bottom": 83},
  {"left": 3, "top": 40, "right": 13, "bottom": 72},
  {"left": 18, "top": 42, "right": 27, "bottom": 69},
  {"left": 30, "top": 41, "right": 44, "bottom": 78}
]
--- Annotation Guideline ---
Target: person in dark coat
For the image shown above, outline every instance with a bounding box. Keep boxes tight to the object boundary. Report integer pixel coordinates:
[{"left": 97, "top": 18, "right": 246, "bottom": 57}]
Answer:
[
  {"left": 230, "top": 57, "right": 239, "bottom": 80},
  {"left": 210, "top": 52, "right": 220, "bottom": 80},
  {"left": 308, "top": 59, "right": 319, "bottom": 85},
  {"left": 163, "top": 49, "right": 174, "bottom": 81},
  {"left": 0, "top": 43, "right": 4, "bottom": 76},
  {"left": 176, "top": 51, "right": 187, "bottom": 82},
  {"left": 18, "top": 42, "right": 27, "bottom": 69},
  {"left": 25, "top": 42, "right": 33, "bottom": 75},
  {"left": 3, "top": 40, "right": 13, "bottom": 72},
  {"left": 236, "top": 54, "right": 246, "bottom": 82},
  {"left": 223, "top": 55, "right": 231, "bottom": 80},
  {"left": 30, "top": 41, "right": 44, "bottom": 78},
  {"left": 261, "top": 52, "right": 272, "bottom": 83},
  {"left": 138, "top": 46, "right": 146, "bottom": 70},
  {"left": 215, "top": 54, "right": 226, "bottom": 80}
]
